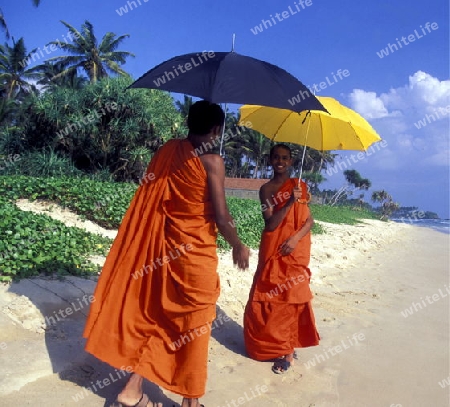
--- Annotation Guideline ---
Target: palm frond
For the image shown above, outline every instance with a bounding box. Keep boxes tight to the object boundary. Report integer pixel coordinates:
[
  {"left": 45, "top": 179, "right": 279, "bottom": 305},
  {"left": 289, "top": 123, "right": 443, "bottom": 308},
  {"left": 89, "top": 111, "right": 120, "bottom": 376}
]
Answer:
[
  {"left": 100, "top": 34, "right": 131, "bottom": 52},
  {"left": 47, "top": 20, "right": 133, "bottom": 83},
  {"left": 0, "top": 8, "right": 10, "bottom": 39}
]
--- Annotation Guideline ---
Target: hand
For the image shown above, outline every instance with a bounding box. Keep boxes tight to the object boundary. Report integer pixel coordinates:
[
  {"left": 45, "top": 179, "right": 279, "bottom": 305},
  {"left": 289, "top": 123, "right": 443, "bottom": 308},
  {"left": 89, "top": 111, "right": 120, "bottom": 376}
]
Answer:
[
  {"left": 232, "top": 243, "right": 250, "bottom": 270},
  {"left": 279, "top": 236, "right": 299, "bottom": 256},
  {"left": 289, "top": 187, "right": 302, "bottom": 204}
]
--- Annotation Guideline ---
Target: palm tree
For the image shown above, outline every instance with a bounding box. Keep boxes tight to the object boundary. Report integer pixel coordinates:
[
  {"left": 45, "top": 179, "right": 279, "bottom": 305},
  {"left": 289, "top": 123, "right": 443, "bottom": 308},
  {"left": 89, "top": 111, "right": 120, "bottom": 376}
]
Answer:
[
  {"left": 47, "top": 20, "right": 135, "bottom": 83},
  {"left": 1, "top": 0, "right": 41, "bottom": 39},
  {"left": 0, "top": 8, "right": 9, "bottom": 39},
  {"left": 328, "top": 169, "right": 371, "bottom": 206},
  {"left": 371, "top": 190, "right": 390, "bottom": 204},
  {"left": 240, "top": 128, "right": 272, "bottom": 178},
  {"left": 302, "top": 171, "right": 326, "bottom": 194},
  {"left": 35, "top": 61, "right": 87, "bottom": 90},
  {"left": 344, "top": 169, "right": 371, "bottom": 190},
  {"left": 289, "top": 145, "right": 336, "bottom": 175},
  {"left": 0, "top": 97, "right": 16, "bottom": 125},
  {"left": 175, "top": 95, "right": 193, "bottom": 118},
  {"left": 0, "top": 38, "right": 40, "bottom": 99},
  {"left": 371, "top": 190, "right": 399, "bottom": 220}
]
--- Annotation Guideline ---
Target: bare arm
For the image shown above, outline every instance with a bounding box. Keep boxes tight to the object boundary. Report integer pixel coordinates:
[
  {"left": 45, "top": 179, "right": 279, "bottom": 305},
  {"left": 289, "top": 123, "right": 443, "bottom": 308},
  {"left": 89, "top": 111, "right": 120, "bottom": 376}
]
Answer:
[
  {"left": 279, "top": 210, "right": 314, "bottom": 256},
  {"left": 200, "top": 153, "right": 249, "bottom": 269}
]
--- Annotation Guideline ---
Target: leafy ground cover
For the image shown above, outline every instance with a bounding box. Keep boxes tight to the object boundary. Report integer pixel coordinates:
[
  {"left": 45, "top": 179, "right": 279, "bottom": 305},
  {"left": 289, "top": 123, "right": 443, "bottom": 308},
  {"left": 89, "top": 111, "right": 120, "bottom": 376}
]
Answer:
[
  {"left": 0, "top": 175, "right": 136, "bottom": 229},
  {"left": 0, "top": 196, "right": 110, "bottom": 282},
  {"left": 0, "top": 176, "right": 378, "bottom": 280},
  {"left": 310, "top": 202, "right": 378, "bottom": 225}
]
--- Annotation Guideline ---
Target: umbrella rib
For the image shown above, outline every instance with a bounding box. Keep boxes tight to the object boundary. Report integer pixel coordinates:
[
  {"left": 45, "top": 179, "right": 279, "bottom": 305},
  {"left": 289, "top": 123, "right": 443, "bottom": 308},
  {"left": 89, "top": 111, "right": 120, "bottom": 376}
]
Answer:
[
  {"left": 349, "top": 126, "right": 368, "bottom": 151},
  {"left": 267, "top": 111, "right": 287, "bottom": 142},
  {"left": 272, "top": 110, "right": 300, "bottom": 142}
]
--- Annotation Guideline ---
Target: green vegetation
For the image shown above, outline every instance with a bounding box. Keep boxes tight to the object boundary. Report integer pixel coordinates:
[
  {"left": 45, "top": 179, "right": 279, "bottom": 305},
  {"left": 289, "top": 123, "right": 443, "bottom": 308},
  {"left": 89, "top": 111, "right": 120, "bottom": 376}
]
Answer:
[
  {"left": 0, "top": 16, "right": 391, "bottom": 281},
  {"left": 0, "top": 175, "right": 137, "bottom": 228},
  {"left": 371, "top": 190, "right": 400, "bottom": 220},
  {"left": 310, "top": 203, "right": 377, "bottom": 225},
  {"left": 4, "top": 76, "right": 184, "bottom": 182},
  {"left": 0, "top": 197, "right": 110, "bottom": 282},
  {"left": 45, "top": 20, "right": 135, "bottom": 83},
  {"left": 0, "top": 176, "right": 380, "bottom": 281}
]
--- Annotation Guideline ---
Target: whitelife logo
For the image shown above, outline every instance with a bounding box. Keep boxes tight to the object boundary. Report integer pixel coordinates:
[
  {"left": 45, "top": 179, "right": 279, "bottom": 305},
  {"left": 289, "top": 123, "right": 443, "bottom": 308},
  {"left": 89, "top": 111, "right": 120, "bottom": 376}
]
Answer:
[
  {"left": 376, "top": 22, "right": 439, "bottom": 59},
  {"left": 152, "top": 51, "right": 216, "bottom": 88}
]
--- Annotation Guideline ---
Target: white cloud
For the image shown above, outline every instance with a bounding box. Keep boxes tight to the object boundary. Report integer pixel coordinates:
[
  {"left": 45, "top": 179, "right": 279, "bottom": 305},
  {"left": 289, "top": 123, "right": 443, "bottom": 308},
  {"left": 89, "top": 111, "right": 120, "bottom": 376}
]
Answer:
[
  {"left": 320, "top": 71, "right": 449, "bottom": 218},
  {"left": 347, "top": 71, "right": 450, "bottom": 169},
  {"left": 347, "top": 89, "right": 391, "bottom": 119},
  {"left": 380, "top": 71, "right": 450, "bottom": 114}
]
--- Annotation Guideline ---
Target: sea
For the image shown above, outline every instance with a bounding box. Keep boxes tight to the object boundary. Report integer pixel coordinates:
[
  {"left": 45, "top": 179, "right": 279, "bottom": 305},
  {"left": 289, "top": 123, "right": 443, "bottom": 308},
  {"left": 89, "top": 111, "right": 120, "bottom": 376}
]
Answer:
[{"left": 391, "top": 218, "right": 450, "bottom": 235}]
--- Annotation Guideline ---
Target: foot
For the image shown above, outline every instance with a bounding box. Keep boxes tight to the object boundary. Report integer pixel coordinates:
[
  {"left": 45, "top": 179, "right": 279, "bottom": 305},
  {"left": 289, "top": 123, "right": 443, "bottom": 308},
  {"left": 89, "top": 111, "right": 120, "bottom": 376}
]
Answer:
[
  {"left": 181, "top": 398, "right": 204, "bottom": 407},
  {"left": 115, "top": 373, "right": 162, "bottom": 407},
  {"left": 115, "top": 393, "right": 162, "bottom": 407},
  {"left": 286, "top": 352, "right": 295, "bottom": 366},
  {"left": 272, "top": 353, "right": 294, "bottom": 374}
]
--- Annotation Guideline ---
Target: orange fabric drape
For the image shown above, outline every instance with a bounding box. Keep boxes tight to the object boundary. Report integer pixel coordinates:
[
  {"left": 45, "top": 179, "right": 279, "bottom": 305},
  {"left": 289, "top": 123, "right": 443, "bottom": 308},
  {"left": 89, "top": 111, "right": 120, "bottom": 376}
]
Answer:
[
  {"left": 244, "top": 178, "right": 320, "bottom": 361},
  {"left": 83, "top": 139, "right": 220, "bottom": 398}
]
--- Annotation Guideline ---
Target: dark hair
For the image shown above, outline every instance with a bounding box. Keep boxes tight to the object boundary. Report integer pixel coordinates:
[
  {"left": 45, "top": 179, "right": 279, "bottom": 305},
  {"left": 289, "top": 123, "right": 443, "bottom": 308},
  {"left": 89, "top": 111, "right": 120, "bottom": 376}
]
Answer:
[
  {"left": 187, "top": 100, "right": 225, "bottom": 135},
  {"left": 270, "top": 143, "right": 292, "bottom": 158}
]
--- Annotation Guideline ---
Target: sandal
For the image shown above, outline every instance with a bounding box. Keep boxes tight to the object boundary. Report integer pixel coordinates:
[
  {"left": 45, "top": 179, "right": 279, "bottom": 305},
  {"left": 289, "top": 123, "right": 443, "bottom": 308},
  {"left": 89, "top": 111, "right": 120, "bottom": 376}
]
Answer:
[
  {"left": 271, "top": 356, "right": 291, "bottom": 374},
  {"left": 174, "top": 399, "right": 205, "bottom": 407},
  {"left": 112, "top": 393, "right": 154, "bottom": 407}
]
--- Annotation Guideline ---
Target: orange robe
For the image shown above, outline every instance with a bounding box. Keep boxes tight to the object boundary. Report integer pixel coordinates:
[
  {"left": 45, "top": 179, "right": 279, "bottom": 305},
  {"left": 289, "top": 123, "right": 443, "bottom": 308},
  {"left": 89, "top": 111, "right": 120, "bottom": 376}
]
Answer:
[
  {"left": 83, "top": 139, "right": 220, "bottom": 398},
  {"left": 244, "top": 178, "right": 320, "bottom": 361}
]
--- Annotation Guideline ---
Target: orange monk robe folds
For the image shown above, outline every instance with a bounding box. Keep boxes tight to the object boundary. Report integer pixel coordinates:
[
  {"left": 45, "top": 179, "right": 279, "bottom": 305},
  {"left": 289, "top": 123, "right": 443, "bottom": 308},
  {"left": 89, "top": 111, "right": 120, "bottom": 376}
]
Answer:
[
  {"left": 83, "top": 139, "right": 220, "bottom": 398},
  {"left": 244, "top": 178, "right": 320, "bottom": 361}
]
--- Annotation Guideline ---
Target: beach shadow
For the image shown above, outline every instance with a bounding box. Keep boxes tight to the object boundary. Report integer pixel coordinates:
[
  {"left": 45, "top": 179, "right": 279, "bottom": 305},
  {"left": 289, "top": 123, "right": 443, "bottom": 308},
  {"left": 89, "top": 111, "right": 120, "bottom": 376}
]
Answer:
[
  {"left": 5, "top": 275, "right": 175, "bottom": 406},
  {"left": 210, "top": 305, "right": 248, "bottom": 357}
]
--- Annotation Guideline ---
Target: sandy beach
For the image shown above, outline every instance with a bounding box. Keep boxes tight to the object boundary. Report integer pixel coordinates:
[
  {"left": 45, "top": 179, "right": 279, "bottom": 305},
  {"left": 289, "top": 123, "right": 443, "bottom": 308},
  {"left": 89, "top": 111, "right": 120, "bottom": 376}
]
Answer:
[{"left": 0, "top": 200, "right": 449, "bottom": 407}]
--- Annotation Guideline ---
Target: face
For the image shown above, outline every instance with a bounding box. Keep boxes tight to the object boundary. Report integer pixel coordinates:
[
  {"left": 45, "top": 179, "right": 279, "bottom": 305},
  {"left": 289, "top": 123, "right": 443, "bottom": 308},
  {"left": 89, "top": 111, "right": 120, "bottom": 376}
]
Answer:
[{"left": 270, "top": 147, "right": 292, "bottom": 174}]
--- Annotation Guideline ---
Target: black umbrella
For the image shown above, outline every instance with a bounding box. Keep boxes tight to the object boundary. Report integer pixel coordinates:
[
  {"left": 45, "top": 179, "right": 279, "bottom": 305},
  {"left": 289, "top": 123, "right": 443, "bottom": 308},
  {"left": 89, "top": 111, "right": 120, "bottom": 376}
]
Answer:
[{"left": 129, "top": 51, "right": 326, "bottom": 114}]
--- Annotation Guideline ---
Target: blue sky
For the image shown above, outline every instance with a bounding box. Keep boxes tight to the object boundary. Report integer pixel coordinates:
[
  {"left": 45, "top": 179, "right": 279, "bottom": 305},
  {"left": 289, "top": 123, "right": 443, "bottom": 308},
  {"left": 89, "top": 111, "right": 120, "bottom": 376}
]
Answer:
[{"left": 3, "top": 0, "right": 450, "bottom": 217}]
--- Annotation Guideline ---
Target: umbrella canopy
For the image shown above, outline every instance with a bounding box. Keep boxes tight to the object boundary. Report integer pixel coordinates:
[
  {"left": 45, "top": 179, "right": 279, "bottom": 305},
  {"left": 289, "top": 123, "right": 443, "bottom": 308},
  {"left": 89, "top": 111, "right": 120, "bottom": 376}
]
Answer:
[
  {"left": 239, "top": 96, "right": 382, "bottom": 151},
  {"left": 129, "top": 51, "right": 326, "bottom": 114}
]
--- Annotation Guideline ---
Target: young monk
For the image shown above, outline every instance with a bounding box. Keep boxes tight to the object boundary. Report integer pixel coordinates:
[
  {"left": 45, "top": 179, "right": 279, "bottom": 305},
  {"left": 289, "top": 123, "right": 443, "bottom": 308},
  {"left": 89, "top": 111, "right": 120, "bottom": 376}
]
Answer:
[
  {"left": 83, "top": 101, "right": 250, "bottom": 407},
  {"left": 243, "top": 144, "right": 320, "bottom": 374}
]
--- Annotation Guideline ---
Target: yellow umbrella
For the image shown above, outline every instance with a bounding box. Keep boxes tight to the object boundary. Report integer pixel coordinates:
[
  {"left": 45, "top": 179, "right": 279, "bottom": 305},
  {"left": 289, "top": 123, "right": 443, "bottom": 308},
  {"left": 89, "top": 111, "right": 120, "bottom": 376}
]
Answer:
[{"left": 238, "top": 96, "right": 382, "bottom": 151}]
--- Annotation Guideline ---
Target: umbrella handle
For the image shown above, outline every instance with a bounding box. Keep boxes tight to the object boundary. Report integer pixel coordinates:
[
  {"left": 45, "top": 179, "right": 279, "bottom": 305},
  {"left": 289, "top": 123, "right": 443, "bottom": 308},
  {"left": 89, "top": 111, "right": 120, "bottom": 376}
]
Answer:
[
  {"left": 297, "top": 110, "right": 312, "bottom": 182},
  {"left": 296, "top": 178, "right": 312, "bottom": 204}
]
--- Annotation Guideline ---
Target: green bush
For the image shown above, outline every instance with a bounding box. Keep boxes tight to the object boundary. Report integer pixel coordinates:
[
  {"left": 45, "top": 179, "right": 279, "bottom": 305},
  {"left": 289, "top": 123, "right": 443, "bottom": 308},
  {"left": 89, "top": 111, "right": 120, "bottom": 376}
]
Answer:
[
  {"left": 218, "top": 197, "right": 327, "bottom": 249},
  {"left": 0, "top": 175, "right": 136, "bottom": 228},
  {"left": 0, "top": 175, "right": 378, "bottom": 280},
  {"left": 1, "top": 149, "right": 83, "bottom": 177},
  {"left": 310, "top": 203, "right": 378, "bottom": 225},
  {"left": 0, "top": 198, "right": 110, "bottom": 282},
  {"left": 17, "top": 76, "right": 185, "bottom": 182}
]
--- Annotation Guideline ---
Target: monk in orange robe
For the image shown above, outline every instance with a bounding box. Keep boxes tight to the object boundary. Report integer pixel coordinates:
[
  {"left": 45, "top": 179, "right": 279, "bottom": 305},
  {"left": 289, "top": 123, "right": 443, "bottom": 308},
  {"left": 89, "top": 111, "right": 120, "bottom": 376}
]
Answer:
[
  {"left": 244, "top": 144, "right": 320, "bottom": 374},
  {"left": 83, "top": 101, "right": 250, "bottom": 407}
]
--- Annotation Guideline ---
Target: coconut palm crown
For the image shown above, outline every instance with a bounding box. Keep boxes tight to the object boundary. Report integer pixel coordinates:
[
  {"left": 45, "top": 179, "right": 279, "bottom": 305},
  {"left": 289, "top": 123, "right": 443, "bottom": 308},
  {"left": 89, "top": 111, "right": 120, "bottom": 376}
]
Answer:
[{"left": 46, "top": 20, "right": 135, "bottom": 83}]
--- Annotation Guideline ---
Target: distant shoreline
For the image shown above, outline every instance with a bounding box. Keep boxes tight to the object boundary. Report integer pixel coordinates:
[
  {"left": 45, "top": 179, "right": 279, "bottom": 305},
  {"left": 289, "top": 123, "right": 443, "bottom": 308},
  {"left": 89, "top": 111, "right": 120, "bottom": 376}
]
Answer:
[{"left": 391, "top": 218, "right": 450, "bottom": 235}]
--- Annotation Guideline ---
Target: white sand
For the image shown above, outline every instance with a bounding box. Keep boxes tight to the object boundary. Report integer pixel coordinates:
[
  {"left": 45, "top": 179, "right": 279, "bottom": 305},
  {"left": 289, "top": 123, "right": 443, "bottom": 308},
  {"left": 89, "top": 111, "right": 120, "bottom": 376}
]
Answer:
[{"left": 1, "top": 199, "right": 448, "bottom": 406}]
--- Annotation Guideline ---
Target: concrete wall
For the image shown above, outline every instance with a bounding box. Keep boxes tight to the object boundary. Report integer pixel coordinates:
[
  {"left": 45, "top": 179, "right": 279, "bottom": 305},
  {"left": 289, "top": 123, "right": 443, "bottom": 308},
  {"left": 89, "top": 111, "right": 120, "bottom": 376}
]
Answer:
[{"left": 225, "top": 188, "right": 259, "bottom": 200}]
